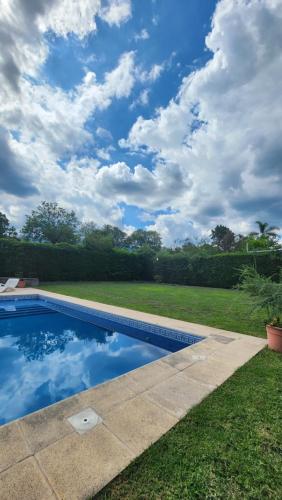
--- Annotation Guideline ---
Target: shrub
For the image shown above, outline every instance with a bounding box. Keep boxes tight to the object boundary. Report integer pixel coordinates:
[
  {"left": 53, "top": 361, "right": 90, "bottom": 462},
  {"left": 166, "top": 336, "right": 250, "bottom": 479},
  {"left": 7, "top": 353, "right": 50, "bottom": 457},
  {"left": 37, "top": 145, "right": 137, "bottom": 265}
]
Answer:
[
  {"left": 0, "top": 238, "right": 281, "bottom": 288},
  {"left": 154, "top": 251, "right": 282, "bottom": 288},
  {"left": 0, "top": 239, "right": 153, "bottom": 282},
  {"left": 238, "top": 266, "right": 282, "bottom": 327}
]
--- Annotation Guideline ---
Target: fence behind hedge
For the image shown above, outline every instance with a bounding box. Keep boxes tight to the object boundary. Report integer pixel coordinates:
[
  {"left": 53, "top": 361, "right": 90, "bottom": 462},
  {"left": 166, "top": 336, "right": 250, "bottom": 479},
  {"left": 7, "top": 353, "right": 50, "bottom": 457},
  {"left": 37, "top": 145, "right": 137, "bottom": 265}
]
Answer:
[
  {"left": 0, "top": 239, "right": 152, "bottom": 282},
  {"left": 0, "top": 238, "right": 281, "bottom": 287},
  {"left": 154, "top": 251, "right": 282, "bottom": 288}
]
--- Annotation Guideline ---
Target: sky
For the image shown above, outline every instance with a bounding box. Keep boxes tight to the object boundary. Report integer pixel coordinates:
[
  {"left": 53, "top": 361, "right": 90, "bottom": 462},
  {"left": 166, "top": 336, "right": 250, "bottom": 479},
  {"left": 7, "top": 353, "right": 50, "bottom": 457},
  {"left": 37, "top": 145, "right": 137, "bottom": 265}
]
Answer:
[{"left": 0, "top": 0, "right": 281, "bottom": 246}]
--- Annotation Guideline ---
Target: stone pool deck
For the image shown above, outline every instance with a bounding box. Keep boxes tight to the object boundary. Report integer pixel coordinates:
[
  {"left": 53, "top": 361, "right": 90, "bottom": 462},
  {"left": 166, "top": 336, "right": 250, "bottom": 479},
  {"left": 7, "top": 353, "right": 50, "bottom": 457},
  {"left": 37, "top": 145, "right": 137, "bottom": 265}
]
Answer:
[{"left": 0, "top": 288, "right": 266, "bottom": 499}]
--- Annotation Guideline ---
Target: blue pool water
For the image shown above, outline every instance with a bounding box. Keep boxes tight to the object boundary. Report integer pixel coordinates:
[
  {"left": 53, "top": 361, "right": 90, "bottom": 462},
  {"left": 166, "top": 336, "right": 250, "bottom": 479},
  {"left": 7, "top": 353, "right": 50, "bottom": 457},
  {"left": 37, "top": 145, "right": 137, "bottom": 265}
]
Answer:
[{"left": 0, "top": 297, "right": 202, "bottom": 425}]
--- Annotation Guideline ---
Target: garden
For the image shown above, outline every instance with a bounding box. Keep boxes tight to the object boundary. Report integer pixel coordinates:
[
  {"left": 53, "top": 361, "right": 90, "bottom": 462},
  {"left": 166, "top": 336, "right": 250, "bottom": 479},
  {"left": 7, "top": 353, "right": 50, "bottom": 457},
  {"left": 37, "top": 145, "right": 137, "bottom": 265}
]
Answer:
[{"left": 38, "top": 281, "right": 282, "bottom": 499}]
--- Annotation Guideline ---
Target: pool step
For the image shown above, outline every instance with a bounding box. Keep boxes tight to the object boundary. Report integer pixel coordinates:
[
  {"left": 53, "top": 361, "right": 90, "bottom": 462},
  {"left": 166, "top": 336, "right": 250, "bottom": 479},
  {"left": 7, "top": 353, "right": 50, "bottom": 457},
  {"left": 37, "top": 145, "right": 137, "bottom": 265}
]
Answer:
[{"left": 0, "top": 306, "right": 58, "bottom": 319}]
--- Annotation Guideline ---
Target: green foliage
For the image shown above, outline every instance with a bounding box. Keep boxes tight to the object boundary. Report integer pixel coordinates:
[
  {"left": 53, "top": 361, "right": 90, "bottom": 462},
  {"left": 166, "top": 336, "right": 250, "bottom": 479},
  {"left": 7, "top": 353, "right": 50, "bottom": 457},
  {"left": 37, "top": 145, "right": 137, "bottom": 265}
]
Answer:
[
  {"left": 239, "top": 266, "right": 282, "bottom": 327},
  {"left": 154, "top": 251, "right": 282, "bottom": 288},
  {"left": 1, "top": 237, "right": 281, "bottom": 289},
  {"left": 251, "top": 220, "right": 280, "bottom": 238},
  {"left": 101, "top": 225, "right": 127, "bottom": 248},
  {"left": 0, "top": 239, "right": 152, "bottom": 281},
  {"left": 81, "top": 223, "right": 127, "bottom": 249},
  {"left": 80, "top": 225, "right": 162, "bottom": 253},
  {"left": 126, "top": 229, "right": 162, "bottom": 252},
  {"left": 21, "top": 201, "right": 80, "bottom": 244},
  {"left": 211, "top": 224, "right": 236, "bottom": 251},
  {"left": 84, "top": 233, "right": 114, "bottom": 251},
  {"left": 173, "top": 238, "right": 218, "bottom": 257},
  {"left": 246, "top": 234, "right": 280, "bottom": 251},
  {"left": 0, "top": 211, "right": 17, "bottom": 238},
  {"left": 247, "top": 221, "right": 280, "bottom": 251}
]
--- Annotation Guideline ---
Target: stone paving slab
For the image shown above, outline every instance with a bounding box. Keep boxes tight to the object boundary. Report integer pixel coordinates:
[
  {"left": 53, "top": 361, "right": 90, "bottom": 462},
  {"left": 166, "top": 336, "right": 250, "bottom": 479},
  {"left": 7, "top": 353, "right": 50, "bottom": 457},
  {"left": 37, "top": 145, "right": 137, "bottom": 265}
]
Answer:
[
  {"left": 78, "top": 375, "right": 136, "bottom": 418},
  {"left": 210, "top": 338, "right": 266, "bottom": 368},
  {"left": 0, "top": 457, "right": 55, "bottom": 500},
  {"left": 103, "top": 395, "right": 178, "bottom": 454},
  {"left": 20, "top": 395, "right": 81, "bottom": 453},
  {"left": 36, "top": 424, "right": 134, "bottom": 500},
  {"left": 189, "top": 337, "right": 227, "bottom": 357},
  {"left": 0, "top": 288, "right": 267, "bottom": 499},
  {"left": 181, "top": 358, "right": 236, "bottom": 387},
  {"left": 0, "top": 422, "right": 31, "bottom": 473},
  {"left": 143, "top": 372, "right": 216, "bottom": 419},
  {"left": 124, "top": 359, "right": 178, "bottom": 394},
  {"left": 161, "top": 348, "right": 197, "bottom": 370}
]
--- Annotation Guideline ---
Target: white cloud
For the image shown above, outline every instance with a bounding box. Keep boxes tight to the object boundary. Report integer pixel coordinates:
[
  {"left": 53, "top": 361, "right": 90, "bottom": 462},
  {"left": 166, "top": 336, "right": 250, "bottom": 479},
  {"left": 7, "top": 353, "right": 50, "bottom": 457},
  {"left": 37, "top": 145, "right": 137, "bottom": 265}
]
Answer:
[
  {"left": 134, "top": 28, "right": 150, "bottom": 41},
  {"left": 0, "top": 157, "right": 186, "bottom": 232},
  {"left": 99, "top": 0, "right": 131, "bottom": 26},
  {"left": 123, "top": 224, "right": 135, "bottom": 235},
  {"left": 0, "top": 0, "right": 136, "bottom": 231},
  {"left": 0, "top": 0, "right": 132, "bottom": 96},
  {"left": 1, "top": 0, "right": 282, "bottom": 246},
  {"left": 147, "top": 212, "right": 198, "bottom": 247},
  {"left": 96, "top": 146, "right": 115, "bottom": 161},
  {"left": 92, "top": 160, "right": 188, "bottom": 210},
  {"left": 138, "top": 63, "right": 165, "bottom": 83},
  {"left": 39, "top": 0, "right": 101, "bottom": 39},
  {"left": 96, "top": 126, "right": 113, "bottom": 141},
  {"left": 15, "top": 51, "right": 135, "bottom": 169},
  {"left": 130, "top": 88, "right": 150, "bottom": 109},
  {"left": 152, "top": 15, "right": 159, "bottom": 26},
  {"left": 139, "top": 89, "right": 150, "bottom": 105},
  {"left": 103, "top": 51, "right": 136, "bottom": 98},
  {"left": 0, "top": 49, "right": 137, "bottom": 225},
  {"left": 120, "top": 0, "right": 282, "bottom": 243},
  {"left": 129, "top": 60, "right": 168, "bottom": 110},
  {"left": 0, "top": 0, "right": 50, "bottom": 95}
]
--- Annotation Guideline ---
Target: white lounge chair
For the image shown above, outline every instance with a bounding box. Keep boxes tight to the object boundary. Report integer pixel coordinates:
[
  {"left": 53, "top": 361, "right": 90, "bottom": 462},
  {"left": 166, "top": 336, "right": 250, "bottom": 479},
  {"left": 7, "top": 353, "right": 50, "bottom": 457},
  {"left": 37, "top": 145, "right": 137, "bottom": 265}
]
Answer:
[{"left": 0, "top": 278, "right": 19, "bottom": 293}]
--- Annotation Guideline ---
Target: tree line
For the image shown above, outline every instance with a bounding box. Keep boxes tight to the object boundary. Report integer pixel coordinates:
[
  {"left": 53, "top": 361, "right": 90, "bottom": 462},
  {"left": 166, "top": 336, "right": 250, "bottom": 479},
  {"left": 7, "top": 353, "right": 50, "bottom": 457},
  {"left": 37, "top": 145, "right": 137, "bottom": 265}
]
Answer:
[
  {"left": 0, "top": 202, "right": 162, "bottom": 252},
  {"left": 0, "top": 201, "right": 280, "bottom": 254}
]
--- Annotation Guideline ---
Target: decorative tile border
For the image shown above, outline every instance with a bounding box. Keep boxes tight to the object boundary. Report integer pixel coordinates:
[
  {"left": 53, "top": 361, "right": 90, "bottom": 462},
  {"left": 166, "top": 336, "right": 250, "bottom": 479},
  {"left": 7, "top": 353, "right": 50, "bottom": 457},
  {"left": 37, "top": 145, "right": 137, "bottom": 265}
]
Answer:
[
  {"left": 0, "top": 293, "right": 204, "bottom": 347},
  {"left": 0, "top": 294, "right": 40, "bottom": 302},
  {"left": 40, "top": 294, "right": 204, "bottom": 346}
]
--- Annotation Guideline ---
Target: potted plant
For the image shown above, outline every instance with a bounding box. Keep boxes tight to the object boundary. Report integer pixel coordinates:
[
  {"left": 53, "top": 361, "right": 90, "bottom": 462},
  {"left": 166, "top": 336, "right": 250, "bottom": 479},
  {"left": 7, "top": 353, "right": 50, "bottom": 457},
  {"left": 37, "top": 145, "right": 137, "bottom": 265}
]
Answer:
[
  {"left": 15, "top": 273, "right": 26, "bottom": 288},
  {"left": 18, "top": 279, "right": 26, "bottom": 288},
  {"left": 239, "top": 266, "right": 282, "bottom": 353}
]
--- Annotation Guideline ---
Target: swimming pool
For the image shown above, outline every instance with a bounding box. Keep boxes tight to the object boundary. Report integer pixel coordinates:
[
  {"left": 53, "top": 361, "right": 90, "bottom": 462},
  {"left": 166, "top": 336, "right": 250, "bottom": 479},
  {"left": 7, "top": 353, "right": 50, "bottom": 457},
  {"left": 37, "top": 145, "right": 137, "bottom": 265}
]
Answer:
[{"left": 0, "top": 295, "right": 204, "bottom": 425}]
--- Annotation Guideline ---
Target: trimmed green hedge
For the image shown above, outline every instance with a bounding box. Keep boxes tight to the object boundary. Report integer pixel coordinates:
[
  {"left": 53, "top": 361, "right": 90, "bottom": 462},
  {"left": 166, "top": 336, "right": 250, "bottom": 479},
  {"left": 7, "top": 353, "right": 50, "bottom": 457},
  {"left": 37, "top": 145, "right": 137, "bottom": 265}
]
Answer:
[
  {"left": 154, "top": 252, "right": 282, "bottom": 288},
  {"left": 0, "top": 239, "right": 281, "bottom": 287},
  {"left": 0, "top": 239, "right": 152, "bottom": 282}
]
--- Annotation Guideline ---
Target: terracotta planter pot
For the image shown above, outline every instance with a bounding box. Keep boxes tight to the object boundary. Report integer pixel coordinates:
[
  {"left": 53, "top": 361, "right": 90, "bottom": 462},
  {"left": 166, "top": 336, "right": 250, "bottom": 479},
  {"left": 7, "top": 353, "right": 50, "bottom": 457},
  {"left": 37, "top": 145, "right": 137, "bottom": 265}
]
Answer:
[{"left": 266, "top": 324, "right": 282, "bottom": 353}]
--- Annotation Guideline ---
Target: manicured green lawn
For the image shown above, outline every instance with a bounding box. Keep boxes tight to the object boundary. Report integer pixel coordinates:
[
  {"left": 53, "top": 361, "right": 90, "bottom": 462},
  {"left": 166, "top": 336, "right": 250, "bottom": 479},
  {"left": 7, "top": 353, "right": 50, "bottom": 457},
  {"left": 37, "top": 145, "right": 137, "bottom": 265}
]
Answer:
[
  {"left": 39, "top": 282, "right": 281, "bottom": 498},
  {"left": 40, "top": 281, "right": 266, "bottom": 337}
]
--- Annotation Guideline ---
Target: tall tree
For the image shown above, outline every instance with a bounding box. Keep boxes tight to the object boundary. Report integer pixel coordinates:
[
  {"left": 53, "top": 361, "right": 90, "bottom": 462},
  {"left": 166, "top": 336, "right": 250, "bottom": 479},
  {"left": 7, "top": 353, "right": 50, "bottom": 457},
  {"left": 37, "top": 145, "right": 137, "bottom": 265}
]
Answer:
[
  {"left": 22, "top": 201, "right": 80, "bottom": 244},
  {"left": 180, "top": 238, "right": 218, "bottom": 257},
  {"left": 81, "top": 223, "right": 113, "bottom": 250},
  {"left": 126, "top": 229, "right": 162, "bottom": 252},
  {"left": 211, "top": 225, "right": 235, "bottom": 252},
  {"left": 80, "top": 223, "right": 126, "bottom": 249},
  {"left": 100, "top": 225, "right": 127, "bottom": 248},
  {"left": 0, "top": 212, "right": 17, "bottom": 238},
  {"left": 80, "top": 222, "right": 98, "bottom": 242},
  {"left": 251, "top": 221, "right": 279, "bottom": 238}
]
